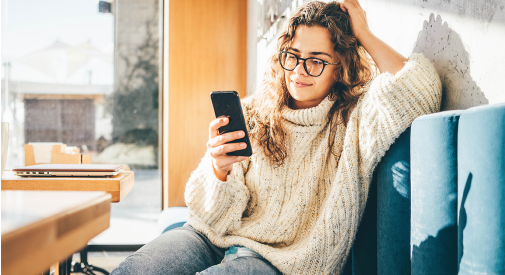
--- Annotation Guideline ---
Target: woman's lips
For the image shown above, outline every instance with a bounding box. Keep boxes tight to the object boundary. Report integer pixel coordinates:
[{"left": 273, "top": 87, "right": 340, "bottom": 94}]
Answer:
[{"left": 291, "top": 80, "right": 312, "bottom": 88}]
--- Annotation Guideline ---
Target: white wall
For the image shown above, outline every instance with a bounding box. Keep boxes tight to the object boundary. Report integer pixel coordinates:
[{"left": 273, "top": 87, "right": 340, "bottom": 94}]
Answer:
[
  {"left": 247, "top": 0, "right": 289, "bottom": 96},
  {"left": 248, "top": 0, "right": 505, "bottom": 110}
]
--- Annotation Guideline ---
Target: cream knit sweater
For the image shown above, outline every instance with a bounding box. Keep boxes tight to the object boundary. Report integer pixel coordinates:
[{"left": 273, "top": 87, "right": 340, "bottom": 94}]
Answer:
[{"left": 185, "top": 53, "right": 442, "bottom": 274}]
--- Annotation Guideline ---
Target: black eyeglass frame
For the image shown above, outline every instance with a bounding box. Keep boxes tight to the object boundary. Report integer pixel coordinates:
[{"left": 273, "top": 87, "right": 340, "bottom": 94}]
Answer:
[{"left": 278, "top": 51, "right": 339, "bottom": 77}]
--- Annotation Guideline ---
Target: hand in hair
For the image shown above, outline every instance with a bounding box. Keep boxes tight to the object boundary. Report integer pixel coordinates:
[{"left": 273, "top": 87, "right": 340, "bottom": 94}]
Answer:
[
  {"left": 207, "top": 117, "right": 249, "bottom": 181},
  {"left": 339, "top": 0, "right": 371, "bottom": 41},
  {"left": 340, "top": 0, "right": 407, "bottom": 73}
]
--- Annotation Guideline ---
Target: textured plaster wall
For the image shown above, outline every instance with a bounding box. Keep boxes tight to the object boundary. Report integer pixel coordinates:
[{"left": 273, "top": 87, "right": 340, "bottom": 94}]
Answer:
[
  {"left": 362, "top": 0, "right": 505, "bottom": 110},
  {"left": 248, "top": 0, "right": 505, "bottom": 110}
]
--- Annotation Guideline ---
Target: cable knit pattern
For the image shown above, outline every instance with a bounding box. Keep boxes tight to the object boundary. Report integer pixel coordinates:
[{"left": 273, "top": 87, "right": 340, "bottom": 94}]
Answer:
[{"left": 184, "top": 53, "right": 442, "bottom": 274}]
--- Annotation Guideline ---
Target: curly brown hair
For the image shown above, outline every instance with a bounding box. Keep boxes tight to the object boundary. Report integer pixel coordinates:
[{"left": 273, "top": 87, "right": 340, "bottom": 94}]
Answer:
[{"left": 247, "top": 1, "right": 375, "bottom": 166}]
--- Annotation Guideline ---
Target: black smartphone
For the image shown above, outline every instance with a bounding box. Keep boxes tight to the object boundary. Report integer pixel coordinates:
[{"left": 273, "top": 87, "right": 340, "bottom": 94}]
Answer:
[{"left": 210, "top": 91, "right": 253, "bottom": 157}]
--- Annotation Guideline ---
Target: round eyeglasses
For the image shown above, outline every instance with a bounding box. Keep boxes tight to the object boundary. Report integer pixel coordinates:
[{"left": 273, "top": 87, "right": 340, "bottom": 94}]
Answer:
[{"left": 279, "top": 51, "right": 339, "bottom": 77}]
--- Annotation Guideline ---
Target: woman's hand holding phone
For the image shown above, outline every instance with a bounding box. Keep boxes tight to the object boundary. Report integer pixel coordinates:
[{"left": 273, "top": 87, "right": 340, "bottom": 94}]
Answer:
[{"left": 208, "top": 117, "right": 249, "bottom": 181}]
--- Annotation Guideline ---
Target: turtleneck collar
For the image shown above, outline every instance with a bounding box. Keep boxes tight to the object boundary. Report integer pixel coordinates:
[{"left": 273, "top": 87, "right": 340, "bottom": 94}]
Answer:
[{"left": 281, "top": 94, "right": 335, "bottom": 127}]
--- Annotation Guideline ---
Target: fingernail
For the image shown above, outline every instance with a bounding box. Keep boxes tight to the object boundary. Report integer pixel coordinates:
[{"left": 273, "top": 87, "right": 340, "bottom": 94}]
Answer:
[
  {"left": 240, "top": 143, "right": 246, "bottom": 148},
  {"left": 238, "top": 131, "right": 244, "bottom": 137},
  {"left": 223, "top": 118, "right": 228, "bottom": 122}
]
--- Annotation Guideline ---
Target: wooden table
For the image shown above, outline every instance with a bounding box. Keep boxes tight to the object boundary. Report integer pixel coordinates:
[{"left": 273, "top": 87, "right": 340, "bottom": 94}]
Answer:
[
  {"left": 1, "top": 191, "right": 111, "bottom": 275},
  {"left": 1, "top": 171, "right": 134, "bottom": 202}
]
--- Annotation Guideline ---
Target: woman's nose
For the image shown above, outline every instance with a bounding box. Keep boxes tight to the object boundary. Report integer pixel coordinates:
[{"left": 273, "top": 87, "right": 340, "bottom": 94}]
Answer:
[{"left": 293, "top": 61, "right": 308, "bottom": 76}]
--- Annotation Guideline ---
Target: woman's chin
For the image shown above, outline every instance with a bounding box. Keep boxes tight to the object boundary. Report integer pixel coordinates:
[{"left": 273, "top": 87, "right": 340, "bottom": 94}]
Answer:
[{"left": 288, "top": 88, "right": 310, "bottom": 101}]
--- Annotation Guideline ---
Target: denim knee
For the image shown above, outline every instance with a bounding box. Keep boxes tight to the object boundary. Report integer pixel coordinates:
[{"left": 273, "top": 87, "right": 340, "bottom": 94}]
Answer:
[
  {"left": 111, "top": 225, "right": 225, "bottom": 275},
  {"left": 197, "top": 256, "right": 282, "bottom": 275}
]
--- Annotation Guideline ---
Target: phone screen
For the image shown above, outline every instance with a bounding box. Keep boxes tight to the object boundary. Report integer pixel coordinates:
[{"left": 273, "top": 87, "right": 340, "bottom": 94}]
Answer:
[{"left": 210, "top": 91, "right": 253, "bottom": 156}]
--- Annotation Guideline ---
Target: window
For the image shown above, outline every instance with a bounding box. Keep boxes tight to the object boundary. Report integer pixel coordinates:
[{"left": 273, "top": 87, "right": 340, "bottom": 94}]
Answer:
[{"left": 1, "top": 0, "right": 162, "bottom": 244}]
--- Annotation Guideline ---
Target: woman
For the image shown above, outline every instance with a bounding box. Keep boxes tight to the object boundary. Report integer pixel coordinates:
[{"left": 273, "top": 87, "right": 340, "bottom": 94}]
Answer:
[{"left": 113, "top": 0, "right": 441, "bottom": 274}]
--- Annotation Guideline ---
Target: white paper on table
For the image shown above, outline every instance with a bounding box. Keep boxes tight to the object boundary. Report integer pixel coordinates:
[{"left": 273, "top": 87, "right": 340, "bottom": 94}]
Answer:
[
  {"left": 29, "top": 142, "right": 64, "bottom": 164},
  {"left": 65, "top": 146, "right": 79, "bottom": 154}
]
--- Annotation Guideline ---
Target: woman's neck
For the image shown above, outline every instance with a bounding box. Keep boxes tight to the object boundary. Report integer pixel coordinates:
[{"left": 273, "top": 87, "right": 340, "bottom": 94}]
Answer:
[{"left": 289, "top": 96, "right": 327, "bottom": 110}]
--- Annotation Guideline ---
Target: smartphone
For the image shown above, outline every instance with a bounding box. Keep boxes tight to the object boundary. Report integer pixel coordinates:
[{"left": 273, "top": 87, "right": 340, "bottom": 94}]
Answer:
[{"left": 210, "top": 91, "right": 253, "bottom": 157}]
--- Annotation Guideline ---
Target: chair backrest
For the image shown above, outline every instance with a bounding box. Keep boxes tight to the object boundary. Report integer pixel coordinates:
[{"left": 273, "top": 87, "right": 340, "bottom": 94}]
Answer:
[
  {"left": 411, "top": 110, "right": 462, "bottom": 275},
  {"left": 457, "top": 103, "right": 505, "bottom": 274},
  {"left": 351, "top": 103, "right": 505, "bottom": 275}
]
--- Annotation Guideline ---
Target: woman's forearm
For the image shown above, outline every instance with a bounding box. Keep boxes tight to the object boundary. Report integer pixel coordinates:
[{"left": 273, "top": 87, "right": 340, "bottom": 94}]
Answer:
[{"left": 358, "top": 31, "right": 407, "bottom": 74}]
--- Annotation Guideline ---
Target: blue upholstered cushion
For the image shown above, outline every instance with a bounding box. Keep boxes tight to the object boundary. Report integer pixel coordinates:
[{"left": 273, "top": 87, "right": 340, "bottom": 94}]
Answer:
[
  {"left": 352, "top": 164, "right": 377, "bottom": 275},
  {"left": 157, "top": 207, "right": 189, "bottom": 235},
  {"left": 410, "top": 110, "right": 463, "bottom": 275},
  {"left": 457, "top": 103, "right": 505, "bottom": 275},
  {"left": 162, "top": 221, "right": 186, "bottom": 234},
  {"left": 353, "top": 128, "right": 412, "bottom": 275}
]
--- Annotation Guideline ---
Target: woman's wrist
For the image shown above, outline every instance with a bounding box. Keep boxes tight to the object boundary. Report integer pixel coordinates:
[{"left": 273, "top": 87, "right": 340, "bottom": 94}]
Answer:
[{"left": 213, "top": 165, "right": 230, "bottom": 181}]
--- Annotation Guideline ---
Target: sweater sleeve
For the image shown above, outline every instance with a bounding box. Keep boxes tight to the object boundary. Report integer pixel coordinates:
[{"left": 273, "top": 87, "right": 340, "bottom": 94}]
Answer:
[
  {"left": 358, "top": 53, "right": 442, "bottom": 174},
  {"left": 184, "top": 152, "right": 251, "bottom": 236}
]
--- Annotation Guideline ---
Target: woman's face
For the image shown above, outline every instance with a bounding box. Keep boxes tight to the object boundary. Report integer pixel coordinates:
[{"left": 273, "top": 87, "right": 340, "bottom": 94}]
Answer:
[{"left": 284, "top": 25, "right": 339, "bottom": 109}]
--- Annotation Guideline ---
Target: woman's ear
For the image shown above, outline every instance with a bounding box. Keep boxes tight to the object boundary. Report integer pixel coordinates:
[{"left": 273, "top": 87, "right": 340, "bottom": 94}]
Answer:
[{"left": 332, "top": 65, "right": 341, "bottom": 83}]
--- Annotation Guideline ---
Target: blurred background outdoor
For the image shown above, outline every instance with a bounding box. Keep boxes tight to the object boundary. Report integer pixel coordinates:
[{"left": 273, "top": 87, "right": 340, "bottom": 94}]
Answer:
[{"left": 1, "top": 0, "right": 161, "bottom": 245}]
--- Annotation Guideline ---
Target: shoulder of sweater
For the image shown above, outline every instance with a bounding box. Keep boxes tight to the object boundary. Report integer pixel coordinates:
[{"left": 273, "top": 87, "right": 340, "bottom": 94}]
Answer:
[{"left": 361, "top": 52, "right": 440, "bottom": 99}]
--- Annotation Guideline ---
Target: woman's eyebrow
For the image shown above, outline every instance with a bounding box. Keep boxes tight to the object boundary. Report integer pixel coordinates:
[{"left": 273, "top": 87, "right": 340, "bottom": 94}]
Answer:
[{"left": 289, "top": 47, "right": 332, "bottom": 58}]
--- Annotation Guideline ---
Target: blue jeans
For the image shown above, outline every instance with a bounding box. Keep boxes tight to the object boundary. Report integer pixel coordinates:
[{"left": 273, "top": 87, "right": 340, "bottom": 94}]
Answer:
[{"left": 111, "top": 224, "right": 282, "bottom": 275}]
